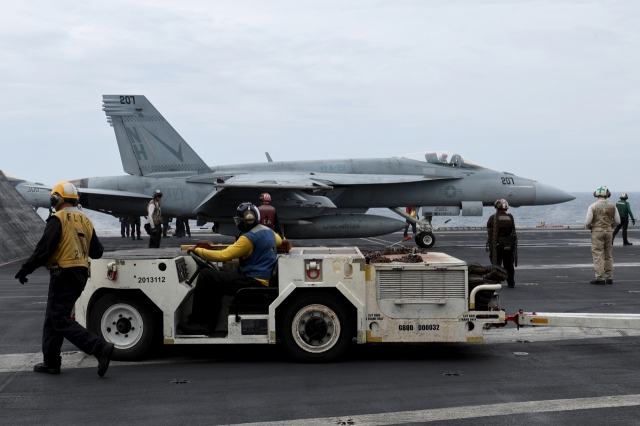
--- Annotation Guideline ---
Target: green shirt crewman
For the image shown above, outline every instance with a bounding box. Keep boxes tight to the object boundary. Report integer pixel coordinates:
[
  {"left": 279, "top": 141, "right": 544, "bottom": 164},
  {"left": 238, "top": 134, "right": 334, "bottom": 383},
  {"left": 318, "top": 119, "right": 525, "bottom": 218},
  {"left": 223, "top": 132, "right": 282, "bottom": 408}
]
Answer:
[{"left": 613, "top": 193, "right": 635, "bottom": 246}]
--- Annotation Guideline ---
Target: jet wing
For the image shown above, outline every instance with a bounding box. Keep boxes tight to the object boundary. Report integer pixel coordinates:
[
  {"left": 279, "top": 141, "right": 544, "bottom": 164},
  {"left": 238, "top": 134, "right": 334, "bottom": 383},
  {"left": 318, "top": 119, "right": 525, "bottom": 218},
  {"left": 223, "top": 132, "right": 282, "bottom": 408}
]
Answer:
[
  {"left": 187, "top": 172, "right": 454, "bottom": 188},
  {"left": 190, "top": 172, "right": 458, "bottom": 216},
  {"left": 188, "top": 173, "right": 333, "bottom": 190},
  {"left": 75, "top": 187, "right": 151, "bottom": 216},
  {"left": 192, "top": 187, "right": 337, "bottom": 214},
  {"left": 306, "top": 173, "right": 457, "bottom": 185}
]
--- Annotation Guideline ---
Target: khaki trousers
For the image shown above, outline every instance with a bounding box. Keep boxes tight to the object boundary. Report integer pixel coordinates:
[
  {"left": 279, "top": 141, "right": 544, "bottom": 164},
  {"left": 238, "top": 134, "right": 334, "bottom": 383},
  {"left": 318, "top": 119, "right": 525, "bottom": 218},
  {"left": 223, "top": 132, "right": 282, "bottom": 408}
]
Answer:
[{"left": 591, "top": 231, "right": 613, "bottom": 280}]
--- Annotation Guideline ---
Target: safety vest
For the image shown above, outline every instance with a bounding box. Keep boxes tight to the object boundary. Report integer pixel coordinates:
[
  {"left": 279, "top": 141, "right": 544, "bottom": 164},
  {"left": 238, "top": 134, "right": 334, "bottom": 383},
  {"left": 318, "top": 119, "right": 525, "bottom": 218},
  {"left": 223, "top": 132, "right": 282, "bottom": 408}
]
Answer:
[
  {"left": 258, "top": 204, "right": 277, "bottom": 231},
  {"left": 488, "top": 211, "right": 515, "bottom": 238},
  {"left": 45, "top": 207, "right": 95, "bottom": 270},
  {"left": 616, "top": 200, "right": 632, "bottom": 218},
  {"left": 589, "top": 200, "right": 616, "bottom": 232},
  {"left": 148, "top": 199, "right": 162, "bottom": 226},
  {"left": 238, "top": 225, "right": 277, "bottom": 282}
]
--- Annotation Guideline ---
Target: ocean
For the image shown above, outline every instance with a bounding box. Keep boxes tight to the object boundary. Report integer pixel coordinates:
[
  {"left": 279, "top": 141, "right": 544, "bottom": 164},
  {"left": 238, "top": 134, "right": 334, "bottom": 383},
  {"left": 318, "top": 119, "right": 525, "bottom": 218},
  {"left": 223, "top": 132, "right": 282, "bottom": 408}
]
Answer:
[
  {"left": 37, "top": 192, "right": 638, "bottom": 232},
  {"left": 369, "top": 192, "right": 640, "bottom": 229}
]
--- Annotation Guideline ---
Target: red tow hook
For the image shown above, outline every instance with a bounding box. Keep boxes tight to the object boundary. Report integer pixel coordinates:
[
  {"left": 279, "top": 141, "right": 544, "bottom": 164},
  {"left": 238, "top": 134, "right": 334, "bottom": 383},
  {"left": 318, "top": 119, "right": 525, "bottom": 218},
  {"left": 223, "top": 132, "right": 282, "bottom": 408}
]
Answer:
[
  {"left": 490, "top": 309, "right": 535, "bottom": 329},
  {"left": 504, "top": 313, "right": 520, "bottom": 329},
  {"left": 504, "top": 309, "right": 537, "bottom": 330}
]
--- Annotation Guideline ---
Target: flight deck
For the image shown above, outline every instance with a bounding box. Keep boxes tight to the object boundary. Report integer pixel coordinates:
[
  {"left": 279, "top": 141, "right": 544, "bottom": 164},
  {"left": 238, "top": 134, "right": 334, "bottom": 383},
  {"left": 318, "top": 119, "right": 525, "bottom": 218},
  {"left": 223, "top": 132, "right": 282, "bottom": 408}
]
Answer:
[{"left": 1, "top": 228, "right": 639, "bottom": 425}]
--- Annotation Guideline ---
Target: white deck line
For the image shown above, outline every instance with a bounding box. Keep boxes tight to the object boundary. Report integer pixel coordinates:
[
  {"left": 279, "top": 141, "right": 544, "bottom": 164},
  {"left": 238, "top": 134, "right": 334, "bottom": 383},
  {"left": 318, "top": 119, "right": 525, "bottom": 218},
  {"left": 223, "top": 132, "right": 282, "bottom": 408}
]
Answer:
[{"left": 230, "top": 394, "right": 640, "bottom": 425}]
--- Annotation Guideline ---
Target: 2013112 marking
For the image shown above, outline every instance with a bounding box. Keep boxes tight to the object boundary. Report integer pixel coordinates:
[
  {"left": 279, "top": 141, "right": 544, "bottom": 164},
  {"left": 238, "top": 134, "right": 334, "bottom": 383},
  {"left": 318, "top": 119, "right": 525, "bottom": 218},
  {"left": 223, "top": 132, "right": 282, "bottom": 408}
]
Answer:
[{"left": 138, "top": 276, "right": 165, "bottom": 283}]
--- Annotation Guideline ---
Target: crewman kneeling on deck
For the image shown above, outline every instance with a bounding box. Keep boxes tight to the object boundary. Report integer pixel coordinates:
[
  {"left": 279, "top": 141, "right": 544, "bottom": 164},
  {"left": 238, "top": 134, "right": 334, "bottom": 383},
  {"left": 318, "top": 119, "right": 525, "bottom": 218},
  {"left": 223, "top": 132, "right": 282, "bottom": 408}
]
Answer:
[
  {"left": 178, "top": 202, "right": 282, "bottom": 335},
  {"left": 14, "top": 182, "right": 114, "bottom": 376}
]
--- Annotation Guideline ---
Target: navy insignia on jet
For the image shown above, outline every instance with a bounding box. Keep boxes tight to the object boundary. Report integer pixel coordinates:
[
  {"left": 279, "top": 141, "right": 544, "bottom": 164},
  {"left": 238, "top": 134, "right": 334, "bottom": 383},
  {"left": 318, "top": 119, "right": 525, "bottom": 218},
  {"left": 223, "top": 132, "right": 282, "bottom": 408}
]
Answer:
[{"left": 439, "top": 185, "right": 462, "bottom": 198}]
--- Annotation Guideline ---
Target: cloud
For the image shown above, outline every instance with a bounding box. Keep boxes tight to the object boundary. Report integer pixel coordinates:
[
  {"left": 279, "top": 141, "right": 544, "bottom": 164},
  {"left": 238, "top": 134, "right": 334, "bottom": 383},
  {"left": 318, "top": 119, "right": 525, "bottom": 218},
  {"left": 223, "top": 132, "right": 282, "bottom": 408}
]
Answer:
[{"left": 0, "top": 0, "right": 639, "bottom": 191}]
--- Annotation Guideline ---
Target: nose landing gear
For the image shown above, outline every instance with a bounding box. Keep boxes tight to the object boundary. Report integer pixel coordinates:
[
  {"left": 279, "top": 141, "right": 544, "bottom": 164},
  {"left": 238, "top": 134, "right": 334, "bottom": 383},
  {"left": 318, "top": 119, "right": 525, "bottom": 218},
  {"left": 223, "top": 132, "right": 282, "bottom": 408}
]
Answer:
[
  {"left": 415, "top": 231, "right": 436, "bottom": 248},
  {"left": 389, "top": 207, "right": 437, "bottom": 248}
]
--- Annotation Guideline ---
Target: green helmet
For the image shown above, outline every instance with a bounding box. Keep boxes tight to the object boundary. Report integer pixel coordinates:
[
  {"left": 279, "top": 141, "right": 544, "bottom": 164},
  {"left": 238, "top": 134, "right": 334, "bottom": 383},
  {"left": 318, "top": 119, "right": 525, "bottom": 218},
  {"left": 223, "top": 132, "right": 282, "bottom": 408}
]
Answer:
[
  {"left": 621, "top": 193, "right": 628, "bottom": 200},
  {"left": 153, "top": 189, "right": 163, "bottom": 198}
]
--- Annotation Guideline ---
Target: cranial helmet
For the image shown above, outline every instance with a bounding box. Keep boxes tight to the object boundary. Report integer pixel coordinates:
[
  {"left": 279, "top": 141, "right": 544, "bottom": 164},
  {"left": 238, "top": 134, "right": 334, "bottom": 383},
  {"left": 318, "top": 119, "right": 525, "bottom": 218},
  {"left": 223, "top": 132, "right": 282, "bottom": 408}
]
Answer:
[
  {"left": 153, "top": 189, "right": 163, "bottom": 198},
  {"left": 50, "top": 181, "right": 79, "bottom": 210},
  {"left": 621, "top": 193, "right": 629, "bottom": 200},
  {"left": 260, "top": 192, "right": 271, "bottom": 203},
  {"left": 494, "top": 199, "right": 509, "bottom": 210},
  {"left": 594, "top": 186, "right": 611, "bottom": 198},
  {"left": 234, "top": 202, "right": 260, "bottom": 233}
]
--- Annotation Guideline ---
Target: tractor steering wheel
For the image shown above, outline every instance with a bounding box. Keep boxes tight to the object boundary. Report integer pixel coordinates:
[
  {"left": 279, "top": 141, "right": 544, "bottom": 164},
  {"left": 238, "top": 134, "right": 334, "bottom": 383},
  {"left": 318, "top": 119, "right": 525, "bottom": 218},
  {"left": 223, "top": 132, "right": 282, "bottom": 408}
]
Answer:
[{"left": 186, "top": 251, "right": 219, "bottom": 285}]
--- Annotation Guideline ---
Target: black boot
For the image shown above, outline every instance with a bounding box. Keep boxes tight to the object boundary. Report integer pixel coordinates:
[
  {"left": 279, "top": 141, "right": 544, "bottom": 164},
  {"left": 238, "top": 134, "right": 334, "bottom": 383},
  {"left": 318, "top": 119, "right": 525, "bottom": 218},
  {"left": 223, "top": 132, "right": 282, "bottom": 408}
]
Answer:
[
  {"left": 34, "top": 362, "right": 60, "bottom": 375},
  {"left": 97, "top": 343, "right": 114, "bottom": 377}
]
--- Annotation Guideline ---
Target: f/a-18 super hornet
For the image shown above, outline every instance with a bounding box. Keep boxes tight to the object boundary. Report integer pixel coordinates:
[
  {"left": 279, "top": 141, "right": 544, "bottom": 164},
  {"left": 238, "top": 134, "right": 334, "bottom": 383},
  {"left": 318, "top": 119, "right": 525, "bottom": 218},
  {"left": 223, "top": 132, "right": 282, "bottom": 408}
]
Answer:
[
  {"left": 1, "top": 171, "right": 51, "bottom": 209},
  {"left": 69, "top": 95, "right": 574, "bottom": 247}
]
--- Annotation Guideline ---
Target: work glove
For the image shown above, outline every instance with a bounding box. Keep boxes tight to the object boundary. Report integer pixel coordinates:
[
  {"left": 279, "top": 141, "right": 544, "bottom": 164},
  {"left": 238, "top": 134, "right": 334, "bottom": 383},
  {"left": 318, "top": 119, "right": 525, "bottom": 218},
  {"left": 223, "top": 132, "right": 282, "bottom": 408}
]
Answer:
[
  {"left": 15, "top": 269, "right": 29, "bottom": 285},
  {"left": 633, "top": 219, "right": 636, "bottom": 226}
]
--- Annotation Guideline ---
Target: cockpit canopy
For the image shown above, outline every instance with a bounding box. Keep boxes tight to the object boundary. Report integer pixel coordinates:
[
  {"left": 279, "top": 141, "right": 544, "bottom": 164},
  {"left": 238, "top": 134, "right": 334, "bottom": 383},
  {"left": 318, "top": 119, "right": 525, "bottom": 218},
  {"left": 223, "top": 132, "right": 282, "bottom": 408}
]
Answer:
[{"left": 398, "top": 151, "right": 484, "bottom": 169}]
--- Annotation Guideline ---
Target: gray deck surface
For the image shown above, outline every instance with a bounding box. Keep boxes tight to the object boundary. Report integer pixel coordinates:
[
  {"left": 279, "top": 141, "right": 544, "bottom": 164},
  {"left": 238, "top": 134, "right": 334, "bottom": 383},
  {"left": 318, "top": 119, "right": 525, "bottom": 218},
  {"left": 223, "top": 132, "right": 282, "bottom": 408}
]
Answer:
[{"left": 1, "top": 229, "right": 639, "bottom": 425}]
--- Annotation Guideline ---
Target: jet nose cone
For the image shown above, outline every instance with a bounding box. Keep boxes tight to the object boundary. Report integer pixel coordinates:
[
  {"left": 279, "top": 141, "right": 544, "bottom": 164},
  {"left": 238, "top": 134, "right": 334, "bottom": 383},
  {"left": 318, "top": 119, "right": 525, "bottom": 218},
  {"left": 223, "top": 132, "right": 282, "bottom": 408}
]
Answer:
[{"left": 534, "top": 182, "right": 575, "bottom": 205}]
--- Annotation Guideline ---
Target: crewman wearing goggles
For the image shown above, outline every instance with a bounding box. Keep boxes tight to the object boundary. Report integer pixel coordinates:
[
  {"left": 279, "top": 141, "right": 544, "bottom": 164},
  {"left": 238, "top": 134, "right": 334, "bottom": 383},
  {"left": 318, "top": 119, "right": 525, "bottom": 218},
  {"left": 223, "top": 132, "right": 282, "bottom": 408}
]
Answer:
[
  {"left": 179, "top": 202, "right": 282, "bottom": 335},
  {"left": 15, "top": 181, "right": 114, "bottom": 376}
]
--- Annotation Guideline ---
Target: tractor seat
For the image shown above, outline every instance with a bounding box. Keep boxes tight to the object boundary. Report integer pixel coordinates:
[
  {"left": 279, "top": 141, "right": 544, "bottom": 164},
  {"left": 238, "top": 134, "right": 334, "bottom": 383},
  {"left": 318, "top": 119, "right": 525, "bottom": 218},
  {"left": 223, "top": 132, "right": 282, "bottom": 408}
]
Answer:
[
  {"left": 228, "top": 287, "right": 279, "bottom": 315},
  {"left": 228, "top": 263, "right": 280, "bottom": 316}
]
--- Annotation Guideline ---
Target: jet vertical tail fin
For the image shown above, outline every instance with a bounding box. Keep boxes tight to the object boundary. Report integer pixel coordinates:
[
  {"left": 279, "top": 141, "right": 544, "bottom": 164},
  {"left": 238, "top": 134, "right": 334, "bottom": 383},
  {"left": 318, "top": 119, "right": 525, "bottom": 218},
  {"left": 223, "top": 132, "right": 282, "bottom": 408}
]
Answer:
[{"left": 103, "top": 95, "right": 210, "bottom": 176}]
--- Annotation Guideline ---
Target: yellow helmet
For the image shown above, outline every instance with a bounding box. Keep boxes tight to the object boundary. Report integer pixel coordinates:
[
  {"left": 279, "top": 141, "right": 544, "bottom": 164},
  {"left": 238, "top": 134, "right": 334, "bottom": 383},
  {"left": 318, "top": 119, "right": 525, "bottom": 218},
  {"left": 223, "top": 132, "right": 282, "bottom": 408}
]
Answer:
[{"left": 51, "top": 181, "right": 79, "bottom": 199}]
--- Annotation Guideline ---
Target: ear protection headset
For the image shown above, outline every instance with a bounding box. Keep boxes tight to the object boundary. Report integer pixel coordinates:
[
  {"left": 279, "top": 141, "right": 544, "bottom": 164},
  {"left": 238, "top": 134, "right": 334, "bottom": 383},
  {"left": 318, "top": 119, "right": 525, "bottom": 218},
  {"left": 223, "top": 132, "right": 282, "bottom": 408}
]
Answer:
[
  {"left": 233, "top": 202, "right": 260, "bottom": 228},
  {"left": 50, "top": 193, "right": 64, "bottom": 209}
]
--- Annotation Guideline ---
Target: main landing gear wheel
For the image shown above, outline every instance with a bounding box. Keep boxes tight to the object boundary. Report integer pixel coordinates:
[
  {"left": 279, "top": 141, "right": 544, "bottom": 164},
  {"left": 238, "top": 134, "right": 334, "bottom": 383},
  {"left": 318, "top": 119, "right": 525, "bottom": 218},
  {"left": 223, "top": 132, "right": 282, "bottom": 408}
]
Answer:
[
  {"left": 415, "top": 231, "right": 435, "bottom": 248},
  {"left": 88, "top": 293, "right": 157, "bottom": 361},
  {"left": 279, "top": 293, "right": 353, "bottom": 363}
]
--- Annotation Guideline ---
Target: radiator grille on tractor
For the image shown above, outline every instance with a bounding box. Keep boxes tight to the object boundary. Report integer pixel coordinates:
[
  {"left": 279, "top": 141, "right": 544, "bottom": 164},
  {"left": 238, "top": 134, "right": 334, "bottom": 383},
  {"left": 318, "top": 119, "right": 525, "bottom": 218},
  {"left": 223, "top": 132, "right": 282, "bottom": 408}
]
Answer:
[{"left": 377, "top": 270, "right": 466, "bottom": 300}]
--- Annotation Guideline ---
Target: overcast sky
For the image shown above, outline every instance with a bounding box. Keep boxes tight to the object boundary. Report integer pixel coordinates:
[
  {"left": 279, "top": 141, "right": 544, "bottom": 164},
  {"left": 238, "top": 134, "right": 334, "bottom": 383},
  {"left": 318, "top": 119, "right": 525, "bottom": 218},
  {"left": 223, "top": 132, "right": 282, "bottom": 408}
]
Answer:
[{"left": 1, "top": 0, "right": 639, "bottom": 192}]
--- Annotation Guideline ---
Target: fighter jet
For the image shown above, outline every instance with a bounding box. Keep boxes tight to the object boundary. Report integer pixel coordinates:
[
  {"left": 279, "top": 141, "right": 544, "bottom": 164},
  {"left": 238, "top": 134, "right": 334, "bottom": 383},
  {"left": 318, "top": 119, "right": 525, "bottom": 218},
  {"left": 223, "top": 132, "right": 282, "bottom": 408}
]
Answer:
[
  {"left": 70, "top": 95, "right": 575, "bottom": 247},
  {"left": 1, "top": 171, "right": 51, "bottom": 209}
]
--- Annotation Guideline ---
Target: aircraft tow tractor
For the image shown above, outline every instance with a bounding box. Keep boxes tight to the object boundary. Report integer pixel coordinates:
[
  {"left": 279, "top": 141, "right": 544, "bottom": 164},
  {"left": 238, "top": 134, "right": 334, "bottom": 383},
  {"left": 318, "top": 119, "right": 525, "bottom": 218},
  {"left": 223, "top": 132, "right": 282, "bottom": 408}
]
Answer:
[{"left": 74, "top": 244, "right": 640, "bottom": 362}]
